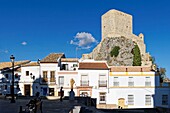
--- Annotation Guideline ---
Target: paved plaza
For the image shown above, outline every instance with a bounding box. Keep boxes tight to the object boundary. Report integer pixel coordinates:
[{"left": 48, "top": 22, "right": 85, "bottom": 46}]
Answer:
[
  {"left": 0, "top": 98, "right": 79, "bottom": 113},
  {"left": 0, "top": 97, "right": 165, "bottom": 113}
]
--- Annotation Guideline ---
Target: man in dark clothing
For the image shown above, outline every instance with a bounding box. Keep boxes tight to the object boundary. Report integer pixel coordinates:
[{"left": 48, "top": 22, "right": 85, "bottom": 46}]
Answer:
[{"left": 60, "top": 87, "right": 64, "bottom": 102}]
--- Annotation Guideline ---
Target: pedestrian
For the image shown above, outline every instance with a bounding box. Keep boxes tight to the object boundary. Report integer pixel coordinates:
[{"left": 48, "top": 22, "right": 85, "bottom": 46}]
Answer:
[{"left": 60, "top": 87, "right": 64, "bottom": 102}]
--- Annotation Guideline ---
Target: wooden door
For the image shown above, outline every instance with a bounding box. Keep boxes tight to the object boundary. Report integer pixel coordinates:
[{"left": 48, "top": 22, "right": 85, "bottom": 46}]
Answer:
[
  {"left": 118, "top": 98, "right": 125, "bottom": 109},
  {"left": 24, "top": 85, "right": 30, "bottom": 96}
]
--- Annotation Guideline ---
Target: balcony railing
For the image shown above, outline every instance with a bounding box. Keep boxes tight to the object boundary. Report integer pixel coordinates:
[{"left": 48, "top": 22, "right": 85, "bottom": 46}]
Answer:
[
  {"left": 80, "top": 80, "right": 89, "bottom": 86},
  {"left": 128, "top": 82, "right": 134, "bottom": 87},
  {"left": 113, "top": 82, "right": 119, "bottom": 86},
  {"left": 50, "top": 78, "right": 56, "bottom": 83},
  {"left": 98, "top": 80, "right": 107, "bottom": 87},
  {"left": 145, "top": 82, "right": 151, "bottom": 86},
  {"left": 42, "top": 78, "right": 48, "bottom": 83}
]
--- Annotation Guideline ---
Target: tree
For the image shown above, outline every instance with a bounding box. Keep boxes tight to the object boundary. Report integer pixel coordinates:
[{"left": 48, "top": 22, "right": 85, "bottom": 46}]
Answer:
[
  {"left": 133, "top": 44, "right": 142, "bottom": 66},
  {"left": 150, "top": 57, "right": 167, "bottom": 83},
  {"left": 110, "top": 46, "right": 120, "bottom": 57},
  {"left": 149, "top": 56, "right": 155, "bottom": 64},
  {"left": 159, "top": 67, "right": 166, "bottom": 83}
]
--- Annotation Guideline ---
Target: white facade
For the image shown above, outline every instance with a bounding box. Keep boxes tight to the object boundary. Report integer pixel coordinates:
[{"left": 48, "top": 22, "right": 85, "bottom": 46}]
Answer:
[
  {"left": 0, "top": 55, "right": 169, "bottom": 109},
  {"left": 0, "top": 69, "right": 22, "bottom": 96},
  {"left": 20, "top": 63, "right": 40, "bottom": 96},
  {"left": 106, "top": 71, "right": 156, "bottom": 108},
  {"left": 16, "top": 59, "right": 170, "bottom": 109}
]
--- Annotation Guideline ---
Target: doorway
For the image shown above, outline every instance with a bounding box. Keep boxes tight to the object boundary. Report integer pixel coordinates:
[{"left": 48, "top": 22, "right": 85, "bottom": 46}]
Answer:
[
  {"left": 49, "top": 88, "right": 54, "bottom": 96},
  {"left": 24, "top": 85, "right": 30, "bottom": 96},
  {"left": 118, "top": 98, "right": 125, "bottom": 109}
]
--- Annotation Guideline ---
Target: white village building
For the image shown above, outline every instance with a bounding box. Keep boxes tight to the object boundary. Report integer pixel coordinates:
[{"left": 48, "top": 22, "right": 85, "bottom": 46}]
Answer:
[{"left": 0, "top": 53, "right": 170, "bottom": 109}]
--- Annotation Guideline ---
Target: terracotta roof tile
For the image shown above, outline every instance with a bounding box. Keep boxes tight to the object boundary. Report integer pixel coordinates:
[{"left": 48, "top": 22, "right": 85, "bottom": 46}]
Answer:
[
  {"left": 16, "top": 67, "right": 21, "bottom": 72},
  {"left": 22, "top": 62, "right": 39, "bottom": 67},
  {"left": 110, "top": 66, "right": 152, "bottom": 72},
  {"left": 61, "top": 58, "right": 78, "bottom": 62},
  {"left": 79, "top": 62, "right": 109, "bottom": 70},
  {"left": 0, "top": 60, "right": 30, "bottom": 70},
  {"left": 40, "top": 53, "right": 65, "bottom": 63}
]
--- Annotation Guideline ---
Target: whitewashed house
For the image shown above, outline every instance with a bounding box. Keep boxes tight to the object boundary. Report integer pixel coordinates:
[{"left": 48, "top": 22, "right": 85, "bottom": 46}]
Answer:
[
  {"left": 57, "top": 58, "right": 79, "bottom": 96},
  {"left": 20, "top": 62, "right": 40, "bottom": 96},
  {"left": 0, "top": 60, "right": 30, "bottom": 96},
  {"left": 1, "top": 53, "right": 169, "bottom": 109},
  {"left": 19, "top": 53, "right": 79, "bottom": 97},
  {"left": 78, "top": 60, "right": 110, "bottom": 106},
  {"left": 35, "top": 53, "right": 65, "bottom": 96},
  {"left": 106, "top": 66, "right": 170, "bottom": 109}
]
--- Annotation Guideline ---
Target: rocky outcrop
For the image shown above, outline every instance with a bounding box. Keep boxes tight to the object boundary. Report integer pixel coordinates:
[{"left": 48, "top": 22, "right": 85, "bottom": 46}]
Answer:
[{"left": 88, "top": 36, "right": 135, "bottom": 66}]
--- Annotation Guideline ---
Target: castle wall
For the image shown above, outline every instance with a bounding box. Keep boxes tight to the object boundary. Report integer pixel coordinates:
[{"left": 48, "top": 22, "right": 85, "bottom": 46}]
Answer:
[
  {"left": 102, "top": 9, "right": 132, "bottom": 41},
  {"left": 82, "top": 9, "right": 152, "bottom": 66}
]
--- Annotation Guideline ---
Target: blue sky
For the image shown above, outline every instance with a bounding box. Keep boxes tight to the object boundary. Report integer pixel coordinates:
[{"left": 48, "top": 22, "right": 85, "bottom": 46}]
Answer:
[{"left": 0, "top": 0, "right": 170, "bottom": 77}]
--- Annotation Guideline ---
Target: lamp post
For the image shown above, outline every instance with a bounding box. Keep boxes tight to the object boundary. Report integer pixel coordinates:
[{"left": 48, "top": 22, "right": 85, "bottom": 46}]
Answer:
[
  {"left": 10, "top": 55, "right": 15, "bottom": 103},
  {"left": 37, "top": 59, "right": 41, "bottom": 96},
  {"left": 37, "top": 59, "right": 41, "bottom": 83}
]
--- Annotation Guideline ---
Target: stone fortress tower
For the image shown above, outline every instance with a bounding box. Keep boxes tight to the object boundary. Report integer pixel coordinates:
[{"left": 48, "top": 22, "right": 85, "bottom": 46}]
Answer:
[{"left": 82, "top": 9, "right": 152, "bottom": 66}]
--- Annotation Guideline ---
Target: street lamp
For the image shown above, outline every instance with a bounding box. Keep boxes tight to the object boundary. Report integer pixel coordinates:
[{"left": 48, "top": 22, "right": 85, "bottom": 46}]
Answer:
[
  {"left": 10, "top": 55, "right": 15, "bottom": 103},
  {"left": 37, "top": 59, "right": 41, "bottom": 83}
]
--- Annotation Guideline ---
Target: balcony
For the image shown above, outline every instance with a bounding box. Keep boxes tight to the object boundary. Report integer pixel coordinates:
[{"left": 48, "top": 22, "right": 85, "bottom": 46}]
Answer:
[
  {"left": 50, "top": 78, "right": 55, "bottom": 82},
  {"left": 98, "top": 80, "right": 107, "bottom": 87},
  {"left": 145, "top": 82, "right": 151, "bottom": 86},
  {"left": 128, "top": 82, "right": 134, "bottom": 87},
  {"left": 80, "top": 80, "right": 89, "bottom": 86},
  {"left": 113, "top": 82, "right": 119, "bottom": 86},
  {"left": 42, "top": 78, "right": 48, "bottom": 83}
]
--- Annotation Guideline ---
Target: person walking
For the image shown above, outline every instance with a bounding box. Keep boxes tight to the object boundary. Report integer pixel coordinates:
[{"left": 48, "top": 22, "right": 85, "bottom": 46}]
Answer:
[{"left": 60, "top": 87, "right": 64, "bottom": 102}]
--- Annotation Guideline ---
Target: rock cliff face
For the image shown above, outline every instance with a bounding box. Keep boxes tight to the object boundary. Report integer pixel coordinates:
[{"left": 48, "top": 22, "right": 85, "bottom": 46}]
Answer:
[
  {"left": 89, "top": 36, "right": 135, "bottom": 66},
  {"left": 82, "top": 9, "right": 152, "bottom": 66}
]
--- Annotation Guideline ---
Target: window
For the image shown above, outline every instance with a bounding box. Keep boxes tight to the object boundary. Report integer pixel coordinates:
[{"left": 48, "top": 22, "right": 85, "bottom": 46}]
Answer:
[
  {"left": 62, "top": 64, "right": 68, "bottom": 70},
  {"left": 81, "top": 75, "right": 89, "bottom": 86},
  {"left": 5, "top": 85, "right": 7, "bottom": 90},
  {"left": 128, "top": 95, "right": 134, "bottom": 105},
  {"left": 162, "top": 95, "right": 168, "bottom": 105},
  {"left": 80, "top": 91, "right": 89, "bottom": 97},
  {"left": 145, "top": 95, "right": 151, "bottom": 105},
  {"left": 5, "top": 74, "right": 8, "bottom": 79},
  {"left": 145, "top": 77, "right": 151, "bottom": 86},
  {"left": 26, "top": 71, "right": 29, "bottom": 76},
  {"left": 128, "top": 77, "right": 134, "bottom": 87},
  {"left": 50, "top": 71, "right": 55, "bottom": 82},
  {"left": 43, "top": 71, "right": 48, "bottom": 82},
  {"left": 113, "top": 77, "right": 119, "bottom": 86},
  {"left": 59, "top": 76, "right": 64, "bottom": 86},
  {"left": 73, "top": 64, "right": 78, "bottom": 67},
  {"left": 99, "top": 74, "right": 107, "bottom": 87},
  {"left": 99, "top": 92, "right": 106, "bottom": 104}
]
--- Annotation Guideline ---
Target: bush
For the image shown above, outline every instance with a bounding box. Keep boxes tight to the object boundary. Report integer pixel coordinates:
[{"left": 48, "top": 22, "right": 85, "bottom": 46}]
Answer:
[{"left": 110, "top": 46, "right": 120, "bottom": 57}]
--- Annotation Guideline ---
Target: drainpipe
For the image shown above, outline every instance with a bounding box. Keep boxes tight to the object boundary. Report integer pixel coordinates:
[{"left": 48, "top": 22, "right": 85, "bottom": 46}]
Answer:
[{"left": 108, "top": 68, "right": 110, "bottom": 93}]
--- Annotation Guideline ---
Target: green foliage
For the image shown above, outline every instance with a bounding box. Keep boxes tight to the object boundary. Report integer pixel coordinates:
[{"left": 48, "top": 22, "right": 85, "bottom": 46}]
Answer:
[
  {"left": 110, "top": 46, "right": 120, "bottom": 57},
  {"left": 150, "top": 57, "right": 167, "bottom": 83},
  {"left": 149, "top": 56, "right": 155, "bottom": 64},
  {"left": 132, "top": 44, "right": 142, "bottom": 66},
  {"left": 159, "top": 67, "right": 166, "bottom": 83}
]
